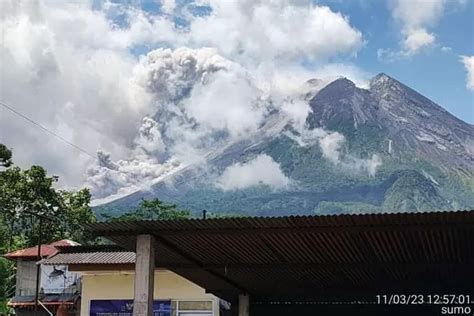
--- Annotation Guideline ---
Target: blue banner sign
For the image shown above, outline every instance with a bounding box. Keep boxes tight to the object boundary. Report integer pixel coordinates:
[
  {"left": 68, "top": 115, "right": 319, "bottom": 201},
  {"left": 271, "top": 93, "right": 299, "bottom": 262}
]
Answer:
[{"left": 90, "top": 300, "right": 171, "bottom": 316}]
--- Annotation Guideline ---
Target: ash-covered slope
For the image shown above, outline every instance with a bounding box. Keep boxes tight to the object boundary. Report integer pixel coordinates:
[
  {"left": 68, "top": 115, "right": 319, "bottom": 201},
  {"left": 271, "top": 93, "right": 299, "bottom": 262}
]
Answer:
[
  {"left": 369, "top": 73, "right": 472, "bottom": 172},
  {"left": 307, "top": 74, "right": 473, "bottom": 172},
  {"left": 96, "top": 73, "right": 473, "bottom": 217}
]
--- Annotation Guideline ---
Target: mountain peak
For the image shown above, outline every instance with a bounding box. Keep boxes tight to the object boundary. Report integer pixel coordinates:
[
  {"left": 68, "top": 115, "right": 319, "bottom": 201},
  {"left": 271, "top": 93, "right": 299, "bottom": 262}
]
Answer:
[
  {"left": 321, "top": 77, "right": 357, "bottom": 94},
  {"left": 373, "top": 72, "right": 391, "bottom": 80},
  {"left": 369, "top": 72, "right": 441, "bottom": 110},
  {"left": 308, "top": 76, "right": 358, "bottom": 102},
  {"left": 309, "top": 76, "right": 358, "bottom": 102},
  {"left": 369, "top": 73, "right": 398, "bottom": 89},
  {"left": 332, "top": 76, "right": 356, "bottom": 87}
]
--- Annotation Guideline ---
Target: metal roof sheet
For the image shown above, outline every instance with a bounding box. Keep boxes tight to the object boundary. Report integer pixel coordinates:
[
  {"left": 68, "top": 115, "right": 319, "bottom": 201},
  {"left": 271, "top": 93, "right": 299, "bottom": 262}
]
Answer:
[
  {"left": 86, "top": 210, "right": 474, "bottom": 235},
  {"left": 3, "top": 239, "right": 79, "bottom": 260},
  {"left": 41, "top": 247, "right": 135, "bottom": 265},
  {"left": 85, "top": 210, "right": 474, "bottom": 301}
]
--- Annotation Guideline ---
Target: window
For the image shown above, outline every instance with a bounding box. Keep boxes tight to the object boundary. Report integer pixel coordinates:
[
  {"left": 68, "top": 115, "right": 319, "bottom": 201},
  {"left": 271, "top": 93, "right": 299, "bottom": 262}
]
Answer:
[{"left": 172, "top": 300, "right": 213, "bottom": 316}]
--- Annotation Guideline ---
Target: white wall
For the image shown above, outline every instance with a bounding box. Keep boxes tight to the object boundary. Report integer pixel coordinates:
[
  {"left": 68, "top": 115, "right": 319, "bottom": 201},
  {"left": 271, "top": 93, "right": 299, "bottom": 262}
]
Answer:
[
  {"left": 41, "top": 265, "right": 79, "bottom": 293},
  {"left": 16, "top": 260, "right": 37, "bottom": 296},
  {"left": 79, "top": 269, "right": 219, "bottom": 316}
]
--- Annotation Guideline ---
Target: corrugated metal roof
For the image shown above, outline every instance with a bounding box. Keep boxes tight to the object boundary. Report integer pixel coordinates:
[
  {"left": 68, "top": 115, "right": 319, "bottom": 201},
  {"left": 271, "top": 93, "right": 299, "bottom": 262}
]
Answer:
[
  {"left": 85, "top": 210, "right": 474, "bottom": 300},
  {"left": 42, "top": 245, "right": 135, "bottom": 265},
  {"left": 3, "top": 239, "right": 79, "bottom": 260},
  {"left": 86, "top": 210, "right": 474, "bottom": 235}
]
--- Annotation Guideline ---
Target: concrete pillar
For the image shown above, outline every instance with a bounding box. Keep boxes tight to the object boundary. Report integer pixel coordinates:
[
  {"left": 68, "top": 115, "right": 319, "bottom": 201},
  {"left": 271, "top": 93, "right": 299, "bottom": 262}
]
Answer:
[
  {"left": 133, "top": 234, "right": 155, "bottom": 316},
  {"left": 238, "top": 294, "right": 249, "bottom": 316}
]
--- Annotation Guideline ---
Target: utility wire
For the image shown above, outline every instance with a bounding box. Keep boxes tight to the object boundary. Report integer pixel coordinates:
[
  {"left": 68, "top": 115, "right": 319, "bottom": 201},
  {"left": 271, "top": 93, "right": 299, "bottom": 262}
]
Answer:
[{"left": 0, "top": 100, "right": 97, "bottom": 159}]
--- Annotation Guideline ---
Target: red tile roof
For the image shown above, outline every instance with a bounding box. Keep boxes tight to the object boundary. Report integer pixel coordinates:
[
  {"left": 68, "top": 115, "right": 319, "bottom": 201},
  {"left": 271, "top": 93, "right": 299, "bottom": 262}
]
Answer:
[{"left": 2, "top": 239, "right": 79, "bottom": 260}]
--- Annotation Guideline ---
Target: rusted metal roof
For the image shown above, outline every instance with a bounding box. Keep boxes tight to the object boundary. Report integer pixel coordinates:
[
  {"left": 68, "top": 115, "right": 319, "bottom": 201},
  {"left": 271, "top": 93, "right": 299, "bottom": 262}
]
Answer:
[
  {"left": 86, "top": 210, "right": 474, "bottom": 301},
  {"left": 3, "top": 239, "right": 79, "bottom": 260},
  {"left": 41, "top": 245, "right": 135, "bottom": 265}
]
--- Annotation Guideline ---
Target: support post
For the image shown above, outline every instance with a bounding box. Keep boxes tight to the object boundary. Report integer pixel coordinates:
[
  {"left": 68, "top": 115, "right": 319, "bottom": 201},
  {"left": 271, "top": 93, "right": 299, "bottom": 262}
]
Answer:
[
  {"left": 34, "top": 218, "right": 43, "bottom": 316},
  {"left": 133, "top": 235, "right": 155, "bottom": 316},
  {"left": 238, "top": 294, "right": 249, "bottom": 316}
]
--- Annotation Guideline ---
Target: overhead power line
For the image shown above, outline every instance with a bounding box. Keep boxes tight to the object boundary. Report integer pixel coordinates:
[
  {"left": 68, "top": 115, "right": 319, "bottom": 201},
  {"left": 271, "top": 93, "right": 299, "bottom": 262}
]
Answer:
[{"left": 0, "top": 100, "right": 97, "bottom": 159}]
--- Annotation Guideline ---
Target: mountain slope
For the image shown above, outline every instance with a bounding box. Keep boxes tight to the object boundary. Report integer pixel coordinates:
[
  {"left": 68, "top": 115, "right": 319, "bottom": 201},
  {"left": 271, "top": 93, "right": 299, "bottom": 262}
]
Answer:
[
  {"left": 369, "top": 73, "right": 473, "bottom": 172},
  {"left": 95, "top": 73, "right": 473, "bottom": 217},
  {"left": 308, "top": 74, "right": 472, "bottom": 172}
]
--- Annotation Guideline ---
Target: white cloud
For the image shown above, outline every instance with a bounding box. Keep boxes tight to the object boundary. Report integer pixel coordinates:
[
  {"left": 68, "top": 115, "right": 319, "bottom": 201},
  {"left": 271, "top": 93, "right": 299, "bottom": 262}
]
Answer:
[
  {"left": 281, "top": 99, "right": 313, "bottom": 131},
  {"left": 391, "top": 0, "right": 443, "bottom": 55},
  {"left": 319, "top": 132, "right": 346, "bottom": 164},
  {"left": 184, "top": 68, "right": 266, "bottom": 137},
  {"left": 312, "top": 63, "right": 372, "bottom": 89},
  {"left": 460, "top": 55, "right": 474, "bottom": 91},
  {"left": 0, "top": 0, "right": 155, "bottom": 187},
  {"left": 216, "top": 154, "right": 290, "bottom": 191},
  {"left": 188, "top": 0, "right": 363, "bottom": 63},
  {"left": 382, "top": 0, "right": 463, "bottom": 58},
  {"left": 392, "top": 0, "right": 444, "bottom": 29},
  {"left": 257, "top": 65, "right": 324, "bottom": 98},
  {"left": 402, "top": 28, "right": 435, "bottom": 54},
  {"left": 0, "top": 0, "right": 367, "bottom": 201},
  {"left": 286, "top": 129, "right": 382, "bottom": 177},
  {"left": 441, "top": 46, "right": 452, "bottom": 52},
  {"left": 159, "top": 0, "right": 176, "bottom": 15},
  {"left": 86, "top": 152, "right": 184, "bottom": 201},
  {"left": 318, "top": 131, "right": 381, "bottom": 177}
]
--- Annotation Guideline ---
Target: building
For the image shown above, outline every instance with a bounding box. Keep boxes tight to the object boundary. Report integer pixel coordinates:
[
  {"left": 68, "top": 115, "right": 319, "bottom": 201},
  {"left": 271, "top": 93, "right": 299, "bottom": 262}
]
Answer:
[
  {"left": 85, "top": 210, "right": 474, "bottom": 316},
  {"left": 6, "top": 210, "right": 474, "bottom": 315},
  {"left": 5, "top": 242, "right": 223, "bottom": 316},
  {"left": 3, "top": 240, "right": 80, "bottom": 316},
  {"left": 40, "top": 245, "right": 223, "bottom": 316}
]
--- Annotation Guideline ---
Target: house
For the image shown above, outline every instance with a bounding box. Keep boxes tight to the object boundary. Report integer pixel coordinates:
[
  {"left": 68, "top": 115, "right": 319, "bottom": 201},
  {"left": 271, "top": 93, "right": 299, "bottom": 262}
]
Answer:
[
  {"left": 5, "top": 210, "right": 474, "bottom": 316},
  {"left": 40, "top": 245, "right": 222, "bottom": 316},
  {"left": 5, "top": 241, "right": 223, "bottom": 316},
  {"left": 3, "top": 240, "right": 80, "bottom": 316}
]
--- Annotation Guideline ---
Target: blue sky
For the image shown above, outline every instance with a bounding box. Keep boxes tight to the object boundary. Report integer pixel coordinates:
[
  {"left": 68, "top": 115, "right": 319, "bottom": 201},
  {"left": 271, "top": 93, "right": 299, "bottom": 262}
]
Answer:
[{"left": 318, "top": 0, "right": 474, "bottom": 123}]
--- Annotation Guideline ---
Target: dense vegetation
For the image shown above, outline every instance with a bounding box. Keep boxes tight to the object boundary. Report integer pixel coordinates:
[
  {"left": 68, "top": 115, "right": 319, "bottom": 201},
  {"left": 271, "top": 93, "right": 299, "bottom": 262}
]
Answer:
[
  {"left": 101, "top": 198, "right": 190, "bottom": 221},
  {"left": 0, "top": 143, "right": 193, "bottom": 312},
  {"left": 0, "top": 144, "right": 97, "bottom": 312},
  {"left": 98, "top": 129, "right": 471, "bottom": 218}
]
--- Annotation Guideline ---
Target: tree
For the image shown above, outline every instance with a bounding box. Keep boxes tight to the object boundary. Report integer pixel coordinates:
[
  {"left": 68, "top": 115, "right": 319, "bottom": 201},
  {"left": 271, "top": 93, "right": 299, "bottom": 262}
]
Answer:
[
  {"left": 108, "top": 198, "right": 190, "bottom": 221},
  {"left": 0, "top": 167, "right": 97, "bottom": 247},
  {"left": 0, "top": 257, "right": 14, "bottom": 314},
  {"left": 0, "top": 144, "right": 98, "bottom": 311},
  {"left": 58, "top": 189, "right": 96, "bottom": 244},
  {"left": 0, "top": 142, "right": 97, "bottom": 247},
  {"left": 0, "top": 144, "right": 12, "bottom": 168},
  {"left": 0, "top": 165, "right": 64, "bottom": 247}
]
